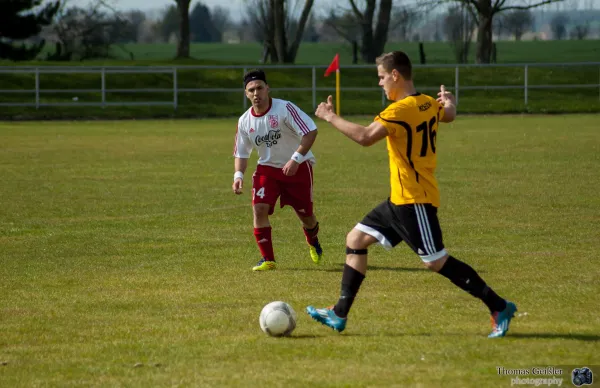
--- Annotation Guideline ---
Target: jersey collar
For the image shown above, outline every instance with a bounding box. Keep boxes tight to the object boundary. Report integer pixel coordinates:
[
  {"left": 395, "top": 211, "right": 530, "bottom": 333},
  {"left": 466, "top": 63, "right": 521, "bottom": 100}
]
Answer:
[{"left": 251, "top": 98, "right": 273, "bottom": 117}]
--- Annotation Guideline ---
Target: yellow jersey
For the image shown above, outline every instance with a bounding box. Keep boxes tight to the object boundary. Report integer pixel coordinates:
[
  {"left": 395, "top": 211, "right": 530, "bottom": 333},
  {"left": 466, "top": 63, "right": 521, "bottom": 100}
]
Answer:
[{"left": 374, "top": 93, "right": 445, "bottom": 208}]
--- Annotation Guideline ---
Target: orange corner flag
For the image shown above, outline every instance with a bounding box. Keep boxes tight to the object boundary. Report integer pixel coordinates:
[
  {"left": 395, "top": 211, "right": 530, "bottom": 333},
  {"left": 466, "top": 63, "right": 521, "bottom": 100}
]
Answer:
[{"left": 324, "top": 54, "right": 339, "bottom": 77}]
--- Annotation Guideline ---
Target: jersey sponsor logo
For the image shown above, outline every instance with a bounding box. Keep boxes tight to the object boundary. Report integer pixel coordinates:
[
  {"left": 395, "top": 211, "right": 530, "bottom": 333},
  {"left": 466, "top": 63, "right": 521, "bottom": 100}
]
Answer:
[
  {"left": 249, "top": 127, "right": 256, "bottom": 133},
  {"left": 255, "top": 129, "right": 281, "bottom": 147},
  {"left": 418, "top": 101, "right": 432, "bottom": 112},
  {"left": 267, "top": 114, "right": 279, "bottom": 129}
]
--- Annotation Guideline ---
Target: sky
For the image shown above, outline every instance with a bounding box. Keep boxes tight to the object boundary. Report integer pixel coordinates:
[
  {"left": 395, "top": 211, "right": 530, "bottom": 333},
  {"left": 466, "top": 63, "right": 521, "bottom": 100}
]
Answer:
[{"left": 67, "top": 0, "right": 600, "bottom": 18}]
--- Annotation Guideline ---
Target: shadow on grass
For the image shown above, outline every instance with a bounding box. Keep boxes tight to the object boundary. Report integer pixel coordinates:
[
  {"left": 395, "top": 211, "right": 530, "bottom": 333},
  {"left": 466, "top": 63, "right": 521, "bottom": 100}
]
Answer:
[
  {"left": 283, "top": 264, "right": 428, "bottom": 273},
  {"left": 510, "top": 333, "right": 600, "bottom": 342}
]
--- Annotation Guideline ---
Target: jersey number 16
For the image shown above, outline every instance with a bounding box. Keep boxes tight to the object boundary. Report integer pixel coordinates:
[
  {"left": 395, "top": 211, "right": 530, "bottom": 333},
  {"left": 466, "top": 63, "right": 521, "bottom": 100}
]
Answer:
[{"left": 416, "top": 116, "right": 438, "bottom": 157}]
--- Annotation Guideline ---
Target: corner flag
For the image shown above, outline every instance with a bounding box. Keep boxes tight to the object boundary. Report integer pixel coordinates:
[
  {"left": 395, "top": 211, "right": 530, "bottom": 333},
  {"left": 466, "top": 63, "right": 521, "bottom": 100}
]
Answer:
[{"left": 324, "top": 53, "right": 340, "bottom": 116}]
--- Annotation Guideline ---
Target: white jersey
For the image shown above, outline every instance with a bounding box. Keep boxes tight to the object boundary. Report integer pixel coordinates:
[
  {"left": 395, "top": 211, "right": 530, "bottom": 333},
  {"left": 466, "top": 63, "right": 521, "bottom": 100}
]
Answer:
[{"left": 233, "top": 98, "right": 317, "bottom": 168}]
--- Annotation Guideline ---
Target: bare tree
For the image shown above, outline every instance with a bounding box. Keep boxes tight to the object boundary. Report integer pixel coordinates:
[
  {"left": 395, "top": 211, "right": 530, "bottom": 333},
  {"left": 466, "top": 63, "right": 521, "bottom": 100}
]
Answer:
[
  {"left": 349, "top": 0, "right": 393, "bottom": 63},
  {"left": 389, "top": 5, "right": 421, "bottom": 42},
  {"left": 550, "top": 13, "right": 568, "bottom": 39},
  {"left": 323, "top": 10, "right": 361, "bottom": 62},
  {"left": 444, "top": 5, "right": 476, "bottom": 63},
  {"left": 48, "top": 0, "right": 135, "bottom": 60},
  {"left": 174, "top": 0, "right": 191, "bottom": 58},
  {"left": 423, "top": 0, "right": 564, "bottom": 63},
  {"left": 244, "top": 0, "right": 314, "bottom": 64},
  {"left": 324, "top": 0, "right": 392, "bottom": 63},
  {"left": 211, "top": 7, "right": 232, "bottom": 42},
  {"left": 571, "top": 23, "right": 590, "bottom": 40}
]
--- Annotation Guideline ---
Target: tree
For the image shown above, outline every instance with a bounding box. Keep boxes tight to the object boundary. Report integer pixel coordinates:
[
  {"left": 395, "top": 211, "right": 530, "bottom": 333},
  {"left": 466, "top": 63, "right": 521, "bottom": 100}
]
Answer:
[
  {"left": 323, "top": 10, "right": 361, "bottom": 61},
  {"left": 348, "top": 0, "right": 393, "bottom": 63},
  {"left": 571, "top": 23, "right": 589, "bottom": 40},
  {"left": 550, "top": 13, "right": 568, "bottom": 40},
  {"left": 324, "top": 0, "right": 393, "bottom": 63},
  {"left": 425, "top": 0, "right": 564, "bottom": 63},
  {"left": 388, "top": 5, "right": 421, "bottom": 42},
  {"left": 444, "top": 5, "right": 476, "bottom": 63},
  {"left": 48, "top": 1, "right": 136, "bottom": 61},
  {"left": 503, "top": 9, "right": 534, "bottom": 40},
  {"left": 189, "top": 2, "right": 219, "bottom": 42},
  {"left": 174, "top": 0, "right": 191, "bottom": 58},
  {"left": 0, "top": 0, "right": 60, "bottom": 60},
  {"left": 160, "top": 5, "right": 179, "bottom": 42},
  {"left": 245, "top": 0, "right": 314, "bottom": 64},
  {"left": 211, "top": 7, "right": 232, "bottom": 42}
]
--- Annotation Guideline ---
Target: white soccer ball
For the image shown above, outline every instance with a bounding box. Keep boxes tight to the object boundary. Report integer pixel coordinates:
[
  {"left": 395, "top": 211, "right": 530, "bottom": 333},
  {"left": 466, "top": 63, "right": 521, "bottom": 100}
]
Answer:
[{"left": 259, "top": 301, "right": 297, "bottom": 337}]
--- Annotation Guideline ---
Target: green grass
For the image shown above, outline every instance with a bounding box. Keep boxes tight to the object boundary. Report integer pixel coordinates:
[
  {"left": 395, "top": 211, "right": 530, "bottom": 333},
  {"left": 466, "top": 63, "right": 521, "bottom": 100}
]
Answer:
[
  {"left": 67, "top": 40, "right": 600, "bottom": 64},
  {"left": 0, "top": 115, "right": 599, "bottom": 387},
  {"left": 1, "top": 62, "right": 599, "bottom": 119},
  {"left": 1, "top": 40, "right": 599, "bottom": 119}
]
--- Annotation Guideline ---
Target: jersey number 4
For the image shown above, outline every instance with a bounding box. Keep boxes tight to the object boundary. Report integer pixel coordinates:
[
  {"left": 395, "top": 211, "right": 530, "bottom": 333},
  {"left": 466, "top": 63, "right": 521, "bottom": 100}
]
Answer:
[
  {"left": 415, "top": 116, "right": 438, "bottom": 156},
  {"left": 253, "top": 187, "right": 266, "bottom": 199}
]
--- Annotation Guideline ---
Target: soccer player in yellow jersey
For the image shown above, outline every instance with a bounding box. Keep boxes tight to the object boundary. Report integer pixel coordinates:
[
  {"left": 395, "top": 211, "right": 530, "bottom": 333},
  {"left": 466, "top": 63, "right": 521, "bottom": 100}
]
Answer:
[{"left": 306, "top": 51, "right": 517, "bottom": 338}]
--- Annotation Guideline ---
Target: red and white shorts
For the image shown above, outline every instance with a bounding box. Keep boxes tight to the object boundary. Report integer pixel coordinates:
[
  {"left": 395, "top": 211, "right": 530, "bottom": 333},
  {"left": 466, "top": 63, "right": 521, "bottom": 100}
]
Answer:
[{"left": 252, "top": 162, "right": 314, "bottom": 216}]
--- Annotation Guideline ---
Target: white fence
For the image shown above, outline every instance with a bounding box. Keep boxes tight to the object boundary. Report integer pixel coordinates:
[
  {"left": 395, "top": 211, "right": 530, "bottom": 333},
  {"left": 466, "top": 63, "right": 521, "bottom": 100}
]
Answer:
[{"left": 0, "top": 63, "right": 599, "bottom": 111}]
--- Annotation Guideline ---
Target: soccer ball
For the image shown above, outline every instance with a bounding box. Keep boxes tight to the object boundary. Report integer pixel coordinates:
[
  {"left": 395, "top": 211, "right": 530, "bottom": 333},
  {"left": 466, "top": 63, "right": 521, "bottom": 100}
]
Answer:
[{"left": 259, "top": 301, "right": 297, "bottom": 337}]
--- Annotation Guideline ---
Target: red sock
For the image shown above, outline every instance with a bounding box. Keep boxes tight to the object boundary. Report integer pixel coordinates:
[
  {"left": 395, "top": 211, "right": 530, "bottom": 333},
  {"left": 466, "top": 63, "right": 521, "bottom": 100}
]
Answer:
[
  {"left": 254, "top": 227, "right": 274, "bottom": 261},
  {"left": 303, "top": 222, "right": 320, "bottom": 246}
]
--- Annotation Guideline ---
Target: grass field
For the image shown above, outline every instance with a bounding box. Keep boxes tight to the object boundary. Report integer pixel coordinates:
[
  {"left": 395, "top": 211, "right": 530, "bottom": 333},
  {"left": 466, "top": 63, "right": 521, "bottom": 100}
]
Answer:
[
  {"left": 0, "top": 115, "right": 599, "bottom": 387},
  {"left": 30, "top": 40, "right": 600, "bottom": 65},
  {"left": 2, "top": 40, "right": 600, "bottom": 119}
]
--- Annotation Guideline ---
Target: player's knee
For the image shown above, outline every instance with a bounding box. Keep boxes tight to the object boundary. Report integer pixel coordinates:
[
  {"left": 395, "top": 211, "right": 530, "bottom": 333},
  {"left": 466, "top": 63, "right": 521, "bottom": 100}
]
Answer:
[
  {"left": 346, "top": 229, "right": 369, "bottom": 249},
  {"left": 422, "top": 254, "right": 449, "bottom": 272},
  {"left": 253, "top": 204, "right": 270, "bottom": 219}
]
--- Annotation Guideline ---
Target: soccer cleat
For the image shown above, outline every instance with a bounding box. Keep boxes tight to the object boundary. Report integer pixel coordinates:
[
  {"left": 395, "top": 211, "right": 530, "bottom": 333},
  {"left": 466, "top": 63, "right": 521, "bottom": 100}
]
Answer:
[
  {"left": 306, "top": 306, "right": 347, "bottom": 332},
  {"left": 252, "top": 258, "right": 276, "bottom": 271},
  {"left": 488, "top": 301, "right": 517, "bottom": 338},
  {"left": 309, "top": 241, "right": 323, "bottom": 264}
]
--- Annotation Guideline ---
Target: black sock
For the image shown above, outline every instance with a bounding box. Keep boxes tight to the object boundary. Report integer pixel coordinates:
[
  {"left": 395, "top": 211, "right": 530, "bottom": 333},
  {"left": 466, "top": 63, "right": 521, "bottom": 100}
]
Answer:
[
  {"left": 438, "top": 256, "right": 507, "bottom": 313},
  {"left": 333, "top": 264, "right": 365, "bottom": 318}
]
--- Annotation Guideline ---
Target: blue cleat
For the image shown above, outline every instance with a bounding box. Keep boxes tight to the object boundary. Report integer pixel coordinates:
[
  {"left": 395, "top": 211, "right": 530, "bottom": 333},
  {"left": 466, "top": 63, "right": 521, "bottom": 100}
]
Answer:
[
  {"left": 306, "top": 306, "right": 347, "bottom": 332},
  {"left": 488, "top": 301, "right": 517, "bottom": 338}
]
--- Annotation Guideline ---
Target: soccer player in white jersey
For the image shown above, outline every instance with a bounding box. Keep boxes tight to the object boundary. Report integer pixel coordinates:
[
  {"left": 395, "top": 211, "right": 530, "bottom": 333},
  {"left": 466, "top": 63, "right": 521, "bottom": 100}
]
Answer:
[{"left": 232, "top": 69, "right": 324, "bottom": 271}]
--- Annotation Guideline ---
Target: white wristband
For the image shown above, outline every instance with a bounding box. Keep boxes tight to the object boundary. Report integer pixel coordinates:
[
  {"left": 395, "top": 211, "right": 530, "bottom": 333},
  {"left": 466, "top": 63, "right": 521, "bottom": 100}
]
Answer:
[
  {"left": 233, "top": 171, "right": 244, "bottom": 181},
  {"left": 291, "top": 152, "right": 304, "bottom": 164}
]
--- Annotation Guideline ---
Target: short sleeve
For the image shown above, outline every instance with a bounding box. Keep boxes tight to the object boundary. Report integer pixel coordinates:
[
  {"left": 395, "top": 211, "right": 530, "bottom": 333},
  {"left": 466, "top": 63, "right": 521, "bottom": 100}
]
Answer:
[
  {"left": 233, "top": 119, "right": 253, "bottom": 158},
  {"left": 374, "top": 105, "right": 404, "bottom": 136},
  {"left": 284, "top": 102, "right": 317, "bottom": 136}
]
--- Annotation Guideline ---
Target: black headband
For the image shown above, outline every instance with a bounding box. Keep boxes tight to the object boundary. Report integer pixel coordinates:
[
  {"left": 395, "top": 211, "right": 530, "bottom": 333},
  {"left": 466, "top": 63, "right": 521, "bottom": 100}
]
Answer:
[{"left": 244, "top": 70, "right": 267, "bottom": 88}]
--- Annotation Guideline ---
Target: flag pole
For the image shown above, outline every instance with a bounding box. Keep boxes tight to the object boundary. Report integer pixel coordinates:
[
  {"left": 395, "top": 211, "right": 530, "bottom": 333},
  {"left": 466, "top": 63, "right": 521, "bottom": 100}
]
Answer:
[{"left": 335, "top": 69, "right": 340, "bottom": 116}]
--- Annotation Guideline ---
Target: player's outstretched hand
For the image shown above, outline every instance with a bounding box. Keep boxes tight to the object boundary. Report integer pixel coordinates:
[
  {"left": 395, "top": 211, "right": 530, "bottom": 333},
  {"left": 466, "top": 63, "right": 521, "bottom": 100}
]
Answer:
[
  {"left": 315, "top": 95, "right": 335, "bottom": 122},
  {"left": 437, "top": 85, "right": 456, "bottom": 106},
  {"left": 232, "top": 178, "right": 243, "bottom": 195}
]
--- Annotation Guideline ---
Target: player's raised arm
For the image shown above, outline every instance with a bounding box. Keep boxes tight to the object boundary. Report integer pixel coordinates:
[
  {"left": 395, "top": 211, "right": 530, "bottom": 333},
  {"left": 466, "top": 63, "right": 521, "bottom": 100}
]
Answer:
[
  {"left": 315, "top": 95, "right": 388, "bottom": 147},
  {"left": 437, "top": 85, "right": 457, "bottom": 123}
]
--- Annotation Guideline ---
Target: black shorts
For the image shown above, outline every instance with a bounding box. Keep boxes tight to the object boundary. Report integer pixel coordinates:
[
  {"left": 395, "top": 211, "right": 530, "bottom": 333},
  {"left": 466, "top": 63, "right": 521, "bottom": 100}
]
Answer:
[{"left": 356, "top": 199, "right": 447, "bottom": 262}]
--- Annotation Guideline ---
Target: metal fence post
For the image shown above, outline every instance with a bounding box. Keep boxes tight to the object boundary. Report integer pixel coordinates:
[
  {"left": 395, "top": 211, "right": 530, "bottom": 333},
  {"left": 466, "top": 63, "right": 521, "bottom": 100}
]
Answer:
[
  {"left": 243, "top": 67, "right": 247, "bottom": 111},
  {"left": 382, "top": 89, "right": 385, "bottom": 107},
  {"left": 173, "top": 67, "right": 178, "bottom": 110},
  {"left": 101, "top": 68, "right": 106, "bottom": 108},
  {"left": 524, "top": 64, "right": 528, "bottom": 106},
  {"left": 35, "top": 68, "right": 40, "bottom": 110},
  {"left": 454, "top": 66, "right": 459, "bottom": 106},
  {"left": 312, "top": 66, "right": 316, "bottom": 111}
]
